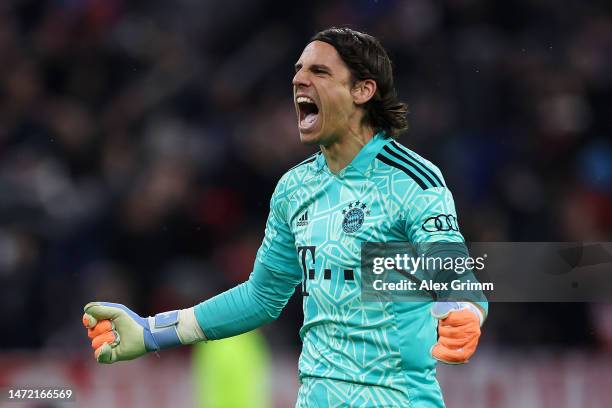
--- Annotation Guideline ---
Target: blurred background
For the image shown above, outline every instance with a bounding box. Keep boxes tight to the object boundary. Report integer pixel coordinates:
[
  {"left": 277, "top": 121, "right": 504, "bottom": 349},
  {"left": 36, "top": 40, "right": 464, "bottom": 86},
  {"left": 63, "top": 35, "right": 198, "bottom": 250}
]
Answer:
[{"left": 1, "top": 0, "right": 612, "bottom": 406}]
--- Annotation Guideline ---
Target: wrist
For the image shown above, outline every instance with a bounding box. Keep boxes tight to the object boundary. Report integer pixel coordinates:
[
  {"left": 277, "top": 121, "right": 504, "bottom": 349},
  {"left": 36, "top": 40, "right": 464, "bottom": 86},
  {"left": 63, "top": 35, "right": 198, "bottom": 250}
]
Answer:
[
  {"left": 144, "top": 310, "right": 182, "bottom": 351},
  {"left": 143, "top": 307, "right": 207, "bottom": 352},
  {"left": 176, "top": 307, "right": 207, "bottom": 344}
]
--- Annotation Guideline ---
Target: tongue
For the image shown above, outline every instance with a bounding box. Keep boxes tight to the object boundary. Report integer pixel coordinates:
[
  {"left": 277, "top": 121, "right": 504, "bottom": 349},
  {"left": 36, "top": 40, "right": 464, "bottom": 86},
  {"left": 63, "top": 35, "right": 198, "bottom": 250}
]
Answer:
[{"left": 302, "top": 113, "right": 318, "bottom": 126}]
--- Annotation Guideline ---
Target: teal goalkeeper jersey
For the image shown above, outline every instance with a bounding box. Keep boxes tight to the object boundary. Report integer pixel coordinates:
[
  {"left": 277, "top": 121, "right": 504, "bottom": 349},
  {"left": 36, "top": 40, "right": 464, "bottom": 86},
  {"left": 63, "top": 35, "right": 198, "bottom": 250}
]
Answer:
[{"left": 195, "top": 132, "right": 488, "bottom": 406}]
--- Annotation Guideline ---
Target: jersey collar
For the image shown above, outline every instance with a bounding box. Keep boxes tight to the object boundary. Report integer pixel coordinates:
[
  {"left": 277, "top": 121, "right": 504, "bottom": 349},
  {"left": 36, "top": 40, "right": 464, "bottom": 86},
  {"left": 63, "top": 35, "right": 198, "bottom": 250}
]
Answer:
[
  {"left": 314, "top": 131, "right": 390, "bottom": 175},
  {"left": 349, "top": 131, "right": 390, "bottom": 175}
]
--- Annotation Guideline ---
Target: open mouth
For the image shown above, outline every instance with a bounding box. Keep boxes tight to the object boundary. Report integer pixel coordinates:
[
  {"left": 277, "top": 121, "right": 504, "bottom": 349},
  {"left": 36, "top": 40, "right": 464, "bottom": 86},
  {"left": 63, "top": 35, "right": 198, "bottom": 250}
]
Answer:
[{"left": 296, "top": 96, "right": 320, "bottom": 132}]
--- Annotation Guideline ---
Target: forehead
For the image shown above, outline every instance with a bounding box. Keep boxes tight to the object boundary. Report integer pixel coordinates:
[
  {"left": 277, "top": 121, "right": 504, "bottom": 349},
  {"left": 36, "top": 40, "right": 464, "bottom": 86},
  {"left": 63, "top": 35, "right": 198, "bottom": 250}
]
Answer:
[{"left": 296, "top": 40, "right": 348, "bottom": 70}]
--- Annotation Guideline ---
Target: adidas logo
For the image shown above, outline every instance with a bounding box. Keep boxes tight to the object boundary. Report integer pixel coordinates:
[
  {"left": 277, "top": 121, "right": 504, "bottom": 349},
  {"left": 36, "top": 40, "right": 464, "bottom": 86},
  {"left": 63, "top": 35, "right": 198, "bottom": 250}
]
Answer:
[{"left": 297, "top": 211, "right": 309, "bottom": 227}]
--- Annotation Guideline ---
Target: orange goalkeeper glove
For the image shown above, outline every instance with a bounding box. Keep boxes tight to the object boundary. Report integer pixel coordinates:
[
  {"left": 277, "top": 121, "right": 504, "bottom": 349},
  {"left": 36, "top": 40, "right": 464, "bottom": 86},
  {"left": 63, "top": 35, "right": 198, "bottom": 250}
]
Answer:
[{"left": 431, "top": 302, "right": 484, "bottom": 364}]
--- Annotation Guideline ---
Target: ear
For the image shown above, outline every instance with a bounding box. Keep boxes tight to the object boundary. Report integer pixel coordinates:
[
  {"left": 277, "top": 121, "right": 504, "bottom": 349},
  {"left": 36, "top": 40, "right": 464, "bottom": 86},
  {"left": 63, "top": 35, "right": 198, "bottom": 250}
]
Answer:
[{"left": 351, "top": 79, "right": 377, "bottom": 105}]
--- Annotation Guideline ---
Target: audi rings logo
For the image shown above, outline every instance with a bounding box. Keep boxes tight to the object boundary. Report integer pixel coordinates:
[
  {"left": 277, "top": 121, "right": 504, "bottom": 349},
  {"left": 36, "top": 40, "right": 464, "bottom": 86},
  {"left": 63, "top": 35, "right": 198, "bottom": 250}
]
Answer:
[{"left": 421, "top": 214, "right": 459, "bottom": 232}]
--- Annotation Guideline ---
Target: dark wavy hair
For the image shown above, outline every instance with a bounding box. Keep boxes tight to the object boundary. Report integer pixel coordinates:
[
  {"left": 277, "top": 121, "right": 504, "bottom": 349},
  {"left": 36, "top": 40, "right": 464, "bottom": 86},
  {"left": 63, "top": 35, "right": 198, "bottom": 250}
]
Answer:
[{"left": 311, "top": 27, "right": 408, "bottom": 138}]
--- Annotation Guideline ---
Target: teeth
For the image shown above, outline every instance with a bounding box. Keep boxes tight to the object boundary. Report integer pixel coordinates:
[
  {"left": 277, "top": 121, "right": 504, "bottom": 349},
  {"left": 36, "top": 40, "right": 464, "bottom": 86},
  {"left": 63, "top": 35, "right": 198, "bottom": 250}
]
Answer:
[{"left": 296, "top": 96, "right": 315, "bottom": 104}]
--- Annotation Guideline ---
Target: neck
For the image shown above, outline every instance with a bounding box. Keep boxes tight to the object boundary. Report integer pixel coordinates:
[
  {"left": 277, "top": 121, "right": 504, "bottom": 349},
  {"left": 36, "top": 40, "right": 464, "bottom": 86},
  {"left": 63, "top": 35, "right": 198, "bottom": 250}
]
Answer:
[{"left": 320, "top": 124, "right": 376, "bottom": 174}]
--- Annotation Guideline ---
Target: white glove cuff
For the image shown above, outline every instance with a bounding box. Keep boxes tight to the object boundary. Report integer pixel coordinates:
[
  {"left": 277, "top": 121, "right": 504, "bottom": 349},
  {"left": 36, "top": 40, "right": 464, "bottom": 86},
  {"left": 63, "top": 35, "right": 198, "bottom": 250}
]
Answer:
[
  {"left": 176, "top": 307, "right": 207, "bottom": 344},
  {"left": 459, "top": 302, "right": 484, "bottom": 326}
]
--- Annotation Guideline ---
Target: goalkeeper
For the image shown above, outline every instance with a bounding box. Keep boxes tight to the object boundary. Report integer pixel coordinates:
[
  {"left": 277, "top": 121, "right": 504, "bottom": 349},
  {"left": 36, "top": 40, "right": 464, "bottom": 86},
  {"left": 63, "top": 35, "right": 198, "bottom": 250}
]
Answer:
[{"left": 83, "top": 27, "right": 487, "bottom": 407}]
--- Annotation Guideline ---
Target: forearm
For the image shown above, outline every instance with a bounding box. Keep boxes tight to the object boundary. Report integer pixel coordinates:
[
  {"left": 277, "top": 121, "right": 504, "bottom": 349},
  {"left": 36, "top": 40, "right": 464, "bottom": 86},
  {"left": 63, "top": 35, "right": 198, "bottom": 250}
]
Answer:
[
  {"left": 82, "top": 259, "right": 299, "bottom": 363},
  {"left": 194, "top": 260, "right": 299, "bottom": 340},
  {"left": 194, "top": 282, "right": 274, "bottom": 340}
]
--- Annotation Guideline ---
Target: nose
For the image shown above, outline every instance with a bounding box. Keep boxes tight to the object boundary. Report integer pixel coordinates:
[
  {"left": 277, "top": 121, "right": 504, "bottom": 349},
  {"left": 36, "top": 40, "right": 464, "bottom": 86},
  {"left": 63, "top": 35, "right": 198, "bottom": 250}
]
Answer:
[{"left": 292, "top": 69, "right": 310, "bottom": 88}]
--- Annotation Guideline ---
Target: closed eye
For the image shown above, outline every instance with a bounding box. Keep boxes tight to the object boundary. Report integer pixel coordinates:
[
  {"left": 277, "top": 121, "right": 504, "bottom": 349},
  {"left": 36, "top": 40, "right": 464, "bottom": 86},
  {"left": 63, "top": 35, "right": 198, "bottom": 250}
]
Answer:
[
  {"left": 311, "top": 65, "right": 330, "bottom": 75},
  {"left": 294, "top": 63, "right": 331, "bottom": 76}
]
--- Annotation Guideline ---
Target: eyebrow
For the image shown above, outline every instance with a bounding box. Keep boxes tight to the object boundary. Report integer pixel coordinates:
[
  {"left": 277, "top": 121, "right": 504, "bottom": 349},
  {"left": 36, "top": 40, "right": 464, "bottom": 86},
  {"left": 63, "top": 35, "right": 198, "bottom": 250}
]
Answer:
[{"left": 294, "top": 63, "right": 331, "bottom": 73}]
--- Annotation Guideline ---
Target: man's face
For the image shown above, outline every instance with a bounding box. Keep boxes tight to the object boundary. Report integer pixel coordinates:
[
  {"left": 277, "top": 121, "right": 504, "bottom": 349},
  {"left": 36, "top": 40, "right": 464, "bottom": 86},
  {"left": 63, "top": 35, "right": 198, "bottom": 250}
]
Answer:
[{"left": 293, "top": 41, "right": 357, "bottom": 146}]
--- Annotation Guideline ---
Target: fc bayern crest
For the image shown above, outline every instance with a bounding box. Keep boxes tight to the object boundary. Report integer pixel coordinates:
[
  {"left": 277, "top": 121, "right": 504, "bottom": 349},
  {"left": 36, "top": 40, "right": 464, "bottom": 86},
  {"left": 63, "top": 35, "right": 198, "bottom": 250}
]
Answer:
[{"left": 342, "top": 200, "right": 370, "bottom": 233}]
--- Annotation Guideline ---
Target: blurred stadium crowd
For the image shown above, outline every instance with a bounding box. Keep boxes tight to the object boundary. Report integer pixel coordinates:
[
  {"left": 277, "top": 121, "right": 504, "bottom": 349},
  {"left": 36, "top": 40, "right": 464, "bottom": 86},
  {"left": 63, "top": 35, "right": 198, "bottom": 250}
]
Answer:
[{"left": 1, "top": 0, "right": 611, "bottom": 356}]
